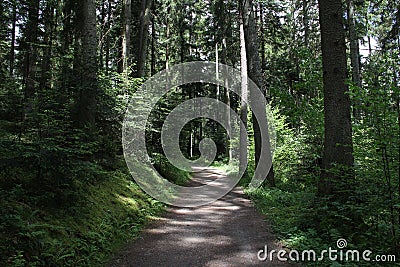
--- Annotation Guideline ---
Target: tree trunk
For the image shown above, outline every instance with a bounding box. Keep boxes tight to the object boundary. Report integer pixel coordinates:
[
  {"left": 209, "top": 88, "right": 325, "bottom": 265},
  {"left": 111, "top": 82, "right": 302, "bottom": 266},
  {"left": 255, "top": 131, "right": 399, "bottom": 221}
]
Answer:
[
  {"left": 347, "top": 0, "right": 362, "bottom": 119},
  {"left": 77, "top": 0, "right": 98, "bottom": 127},
  {"left": 23, "top": 0, "right": 40, "bottom": 119},
  {"left": 10, "top": 2, "right": 17, "bottom": 76},
  {"left": 136, "top": 0, "right": 153, "bottom": 77},
  {"left": 243, "top": 0, "right": 275, "bottom": 186},
  {"left": 106, "top": 0, "right": 112, "bottom": 74},
  {"left": 151, "top": 8, "right": 156, "bottom": 76},
  {"left": 40, "top": 3, "right": 54, "bottom": 91},
  {"left": 318, "top": 0, "right": 354, "bottom": 195},
  {"left": 165, "top": 7, "right": 170, "bottom": 71},
  {"left": 239, "top": 1, "right": 248, "bottom": 175},
  {"left": 259, "top": 3, "right": 266, "bottom": 71},
  {"left": 119, "top": 0, "right": 131, "bottom": 74},
  {"left": 99, "top": 0, "right": 106, "bottom": 70}
]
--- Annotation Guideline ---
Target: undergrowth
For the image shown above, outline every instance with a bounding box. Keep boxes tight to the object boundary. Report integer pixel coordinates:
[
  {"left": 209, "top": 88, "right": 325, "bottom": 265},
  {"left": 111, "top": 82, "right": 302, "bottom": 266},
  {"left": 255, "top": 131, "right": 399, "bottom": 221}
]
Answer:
[{"left": 0, "top": 159, "right": 165, "bottom": 266}]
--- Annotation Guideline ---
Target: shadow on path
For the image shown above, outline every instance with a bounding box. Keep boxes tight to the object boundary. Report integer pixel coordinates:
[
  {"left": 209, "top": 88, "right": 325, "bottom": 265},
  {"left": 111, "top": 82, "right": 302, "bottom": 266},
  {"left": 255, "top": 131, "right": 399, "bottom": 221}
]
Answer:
[{"left": 108, "top": 167, "right": 294, "bottom": 267}]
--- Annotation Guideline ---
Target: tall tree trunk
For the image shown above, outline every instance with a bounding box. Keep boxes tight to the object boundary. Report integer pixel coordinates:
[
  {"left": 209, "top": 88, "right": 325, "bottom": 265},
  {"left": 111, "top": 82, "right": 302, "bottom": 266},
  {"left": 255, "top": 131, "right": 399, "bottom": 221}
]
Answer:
[
  {"left": 239, "top": 1, "right": 248, "bottom": 174},
  {"left": 60, "top": 0, "right": 74, "bottom": 94},
  {"left": 40, "top": 3, "right": 54, "bottom": 91},
  {"left": 99, "top": 0, "right": 106, "bottom": 70},
  {"left": 77, "top": 0, "right": 98, "bottom": 127},
  {"left": 347, "top": 0, "right": 362, "bottom": 119},
  {"left": 259, "top": 3, "right": 266, "bottom": 71},
  {"left": 119, "top": 0, "right": 131, "bottom": 74},
  {"left": 244, "top": 0, "right": 275, "bottom": 186},
  {"left": 165, "top": 7, "right": 170, "bottom": 71},
  {"left": 318, "top": 0, "right": 354, "bottom": 195},
  {"left": 23, "top": 0, "right": 40, "bottom": 119},
  {"left": 136, "top": 0, "right": 153, "bottom": 77},
  {"left": 222, "top": 38, "right": 232, "bottom": 160},
  {"left": 151, "top": 8, "right": 156, "bottom": 76},
  {"left": 105, "top": 0, "right": 112, "bottom": 74},
  {"left": 216, "top": 43, "right": 220, "bottom": 100},
  {"left": 10, "top": 2, "right": 17, "bottom": 76}
]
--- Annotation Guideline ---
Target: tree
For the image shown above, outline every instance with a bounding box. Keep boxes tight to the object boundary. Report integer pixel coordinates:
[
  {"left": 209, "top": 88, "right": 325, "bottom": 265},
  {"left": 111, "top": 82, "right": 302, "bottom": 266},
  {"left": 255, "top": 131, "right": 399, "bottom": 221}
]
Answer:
[
  {"left": 347, "top": 0, "right": 361, "bottom": 88},
  {"left": 135, "top": 0, "right": 153, "bottom": 77},
  {"left": 22, "top": 0, "right": 40, "bottom": 119},
  {"left": 76, "top": 0, "right": 98, "bottom": 127},
  {"left": 243, "top": 0, "right": 275, "bottom": 186},
  {"left": 347, "top": 0, "right": 362, "bottom": 119},
  {"left": 119, "top": 0, "right": 131, "bottom": 74},
  {"left": 317, "top": 0, "right": 354, "bottom": 195},
  {"left": 9, "top": 0, "right": 17, "bottom": 76},
  {"left": 238, "top": 0, "right": 248, "bottom": 174}
]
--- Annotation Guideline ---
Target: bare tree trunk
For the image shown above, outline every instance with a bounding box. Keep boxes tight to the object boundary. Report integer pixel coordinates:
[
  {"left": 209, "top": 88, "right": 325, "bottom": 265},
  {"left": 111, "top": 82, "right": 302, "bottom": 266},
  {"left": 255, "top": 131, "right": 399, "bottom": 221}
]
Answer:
[
  {"left": 123, "top": 0, "right": 131, "bottom": 72},
  {"left": 348, "top": 0, "right": 362, "bottom": 118},
  {"left": 105, "top": 0, "right": 112, "bottom": 74},
  {"left": 119, "top": 0, "right": 131, "bottom": 74},
  {"left": 23, "top": 0, "right": 40, "bottom": 119},
  {"left": 259, "top": 3, "right": 266, "bottom": 71},
  {"left": 395, "top": 70, "right": 400, "bottom": 226},
  {"left": 77, "top": 0, "right": 98, "bottom": 127},
  {"left": 99, "top": 0, "right": 106, "bottom": 70},
  {"left": 222, "top": 38, "right": 232, "bottom": 160},
  {"left": 239, "top": 1, "right": 248, "bottom": 174},
  {"left": 40, "top": 3, "right": 55, "bottom": 90},
  {"left": 165, "top": 8, "right": 170, "bottom": 71},
  {"left": 10, "top": 2, "right": 16, "bottom": 76},
  {"left": 136, "top": 0, "right": 153, "bottom": 77},
  {"left": 151, "top": 8, "right": 156, "bottom": 76},
  {"left": 244, "top": 0, "right": 275, "bottom": 186},
  {"left": 216, "top": 43, "right": 220, "bottom": 100},
  {"left": 318, "top": 0, "right": 354, "bottom": 195}
]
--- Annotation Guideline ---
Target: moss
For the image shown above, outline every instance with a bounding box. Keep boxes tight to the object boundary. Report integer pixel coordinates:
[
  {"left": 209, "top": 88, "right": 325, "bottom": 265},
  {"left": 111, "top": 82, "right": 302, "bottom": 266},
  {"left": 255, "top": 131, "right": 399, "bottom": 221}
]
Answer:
[{"left": 1, "top": 163, "right": 164, "bottom": 266}]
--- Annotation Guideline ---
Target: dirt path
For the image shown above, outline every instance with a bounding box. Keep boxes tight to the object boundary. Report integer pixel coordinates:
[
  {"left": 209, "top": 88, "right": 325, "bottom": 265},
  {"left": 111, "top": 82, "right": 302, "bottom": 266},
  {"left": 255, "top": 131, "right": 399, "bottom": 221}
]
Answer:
[{"left": 108, "top": 167, "right": 292, "bottom": 267}]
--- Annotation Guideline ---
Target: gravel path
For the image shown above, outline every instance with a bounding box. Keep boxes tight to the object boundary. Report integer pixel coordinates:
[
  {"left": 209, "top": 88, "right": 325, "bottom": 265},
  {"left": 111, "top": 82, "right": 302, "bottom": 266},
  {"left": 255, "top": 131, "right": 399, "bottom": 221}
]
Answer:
[{"left": 108, "top": 167, "right": 293, "bottom": 267}]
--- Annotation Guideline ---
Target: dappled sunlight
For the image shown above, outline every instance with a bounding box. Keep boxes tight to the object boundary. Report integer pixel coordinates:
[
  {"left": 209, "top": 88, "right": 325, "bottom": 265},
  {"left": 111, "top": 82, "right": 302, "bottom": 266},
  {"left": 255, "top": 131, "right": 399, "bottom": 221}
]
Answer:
[
  {"left": 109, "top": 167, "right": 289, "bottom": 266},
  {"left": 116, "top": 194, "right": 140, "bottom": 211}
]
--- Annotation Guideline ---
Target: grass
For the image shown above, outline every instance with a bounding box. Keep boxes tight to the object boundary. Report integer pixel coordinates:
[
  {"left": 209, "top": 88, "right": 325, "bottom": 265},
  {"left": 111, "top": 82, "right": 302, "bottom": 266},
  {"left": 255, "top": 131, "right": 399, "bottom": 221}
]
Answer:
[
  {"left": 245, "top": 185, "right": 400, "bottom": 266},
  {"left": 1, "top": 162, "right": 165, "bottom": 266}
]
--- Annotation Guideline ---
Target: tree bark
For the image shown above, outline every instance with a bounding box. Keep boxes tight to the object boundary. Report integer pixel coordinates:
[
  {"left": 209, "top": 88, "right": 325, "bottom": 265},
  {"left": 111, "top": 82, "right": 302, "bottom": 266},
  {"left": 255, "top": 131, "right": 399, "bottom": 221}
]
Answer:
[
  {"left": 347, "top": 0, "right": 362, "bottom": 119},
  {"left": 10, "top": 2, "right": 17, "bottom": 76},
  {"left": 243, "top": 0, "right": 275, "bottom": 186},
  {"left": 119, "top": 0, "right": 131, "bottom": 74},
  {"left": 106, "top": 0, "right": 112, "bottom": 74},
  {"left": 135, "top": 0, "right": 153, "bottom": 77},
  {"left": 318, "top": 0, "right": 354, "bottom": 195},
  {"left": 151, "top": 8, "right": 156, "bottom": 76},
  {"left": 222, "top": 38, "right": 232, "bottom": 160},
  {"left": 77, "top": 0, "right": 98, "bottom": 127},
  {"left": 239, "top": 0, "right": 248, "bottom": 175},
  {"left": 23, "top": 0, "right": 40, "bottom": 119},
  {"left": 259, "top": 3, "right": 266, "bottom": 71},
  {"left": 40, "top": 3, "right": 55, "bottom": 91}
]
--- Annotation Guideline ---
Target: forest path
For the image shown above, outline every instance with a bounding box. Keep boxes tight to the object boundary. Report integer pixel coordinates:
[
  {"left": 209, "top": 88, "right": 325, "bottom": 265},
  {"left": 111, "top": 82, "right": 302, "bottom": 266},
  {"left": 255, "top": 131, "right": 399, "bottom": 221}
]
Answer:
[{"left": 108, "top": 167, "right": 292, "bottom": 267}]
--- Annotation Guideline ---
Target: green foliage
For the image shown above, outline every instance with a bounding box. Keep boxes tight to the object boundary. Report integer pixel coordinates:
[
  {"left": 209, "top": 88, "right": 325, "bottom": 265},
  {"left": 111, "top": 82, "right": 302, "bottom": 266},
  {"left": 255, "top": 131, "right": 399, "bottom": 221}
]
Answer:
[
  {"left": 152, "top": 154, "right": 191, "bottom": 185},
  {"left": 0, "top": 0, "right": 399, "bottom": 265},
  {"left": 245, "top": 33, "right": 400, "bottom": 265},
  {"left": 0, "top": 163, "right": 164, "bottom": 266}
]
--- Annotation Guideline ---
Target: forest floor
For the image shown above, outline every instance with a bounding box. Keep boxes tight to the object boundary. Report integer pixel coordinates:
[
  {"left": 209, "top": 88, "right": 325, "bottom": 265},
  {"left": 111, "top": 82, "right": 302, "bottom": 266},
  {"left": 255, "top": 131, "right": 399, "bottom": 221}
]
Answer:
[{"left": 108, "top": 167, "right": 293, "bottom": 267}]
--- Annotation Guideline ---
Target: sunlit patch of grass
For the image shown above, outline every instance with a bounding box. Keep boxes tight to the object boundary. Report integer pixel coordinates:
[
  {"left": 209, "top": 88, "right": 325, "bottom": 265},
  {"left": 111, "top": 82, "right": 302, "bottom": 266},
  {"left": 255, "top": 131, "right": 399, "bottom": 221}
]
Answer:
[{"left": 0, "top": 162, "right": 165, "bottom": 266}]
